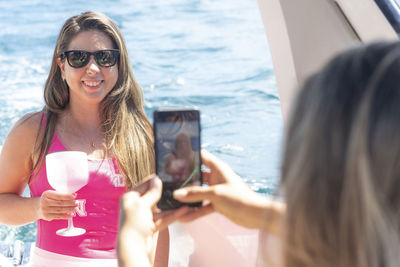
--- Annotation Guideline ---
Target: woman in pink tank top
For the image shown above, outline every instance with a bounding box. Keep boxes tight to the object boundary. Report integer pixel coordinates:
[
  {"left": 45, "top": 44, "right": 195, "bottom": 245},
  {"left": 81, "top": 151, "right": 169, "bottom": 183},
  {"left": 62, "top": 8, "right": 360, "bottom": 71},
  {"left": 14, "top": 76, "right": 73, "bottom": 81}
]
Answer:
[{"left": 0, "top": 11, "right": 168, "bottom": 266}]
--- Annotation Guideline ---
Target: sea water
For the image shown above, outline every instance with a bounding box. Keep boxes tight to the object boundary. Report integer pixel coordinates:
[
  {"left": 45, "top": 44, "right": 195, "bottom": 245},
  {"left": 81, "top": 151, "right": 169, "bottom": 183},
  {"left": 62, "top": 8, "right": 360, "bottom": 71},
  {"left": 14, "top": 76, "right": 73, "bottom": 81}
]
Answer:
[{"left": 0, "top": 0, "right": 283, "bottom": 245}]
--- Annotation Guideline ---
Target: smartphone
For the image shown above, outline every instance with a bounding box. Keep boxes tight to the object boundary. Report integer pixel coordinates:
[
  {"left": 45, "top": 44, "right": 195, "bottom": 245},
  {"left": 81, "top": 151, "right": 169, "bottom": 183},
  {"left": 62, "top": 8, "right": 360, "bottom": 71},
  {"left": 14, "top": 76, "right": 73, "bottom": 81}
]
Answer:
[{"left": 153, "top": 108, "right": 202, "bottom": 210}]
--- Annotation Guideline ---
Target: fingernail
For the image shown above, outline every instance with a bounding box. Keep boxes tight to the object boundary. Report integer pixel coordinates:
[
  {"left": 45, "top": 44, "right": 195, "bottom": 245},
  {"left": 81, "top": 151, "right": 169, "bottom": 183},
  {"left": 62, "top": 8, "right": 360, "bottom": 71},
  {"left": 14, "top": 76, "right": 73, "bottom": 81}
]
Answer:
[{"left": 173, "top": 189, "right": 187, "bottom": 198}]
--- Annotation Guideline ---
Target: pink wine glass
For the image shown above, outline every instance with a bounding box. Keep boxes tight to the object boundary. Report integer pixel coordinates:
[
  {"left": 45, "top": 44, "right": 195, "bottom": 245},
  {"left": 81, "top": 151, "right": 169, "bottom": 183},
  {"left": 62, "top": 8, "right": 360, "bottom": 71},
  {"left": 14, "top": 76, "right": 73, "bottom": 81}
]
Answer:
[{"left": 46, "top": 151, "right": 89, "bottom": 237}]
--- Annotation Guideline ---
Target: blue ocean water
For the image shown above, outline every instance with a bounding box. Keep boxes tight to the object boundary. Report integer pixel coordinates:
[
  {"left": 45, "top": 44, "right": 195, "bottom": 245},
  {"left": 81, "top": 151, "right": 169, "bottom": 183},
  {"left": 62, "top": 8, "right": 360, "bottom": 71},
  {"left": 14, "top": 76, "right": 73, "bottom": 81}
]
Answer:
[{"left": 0, "top": 0, "right": 283, "bottom": 244}]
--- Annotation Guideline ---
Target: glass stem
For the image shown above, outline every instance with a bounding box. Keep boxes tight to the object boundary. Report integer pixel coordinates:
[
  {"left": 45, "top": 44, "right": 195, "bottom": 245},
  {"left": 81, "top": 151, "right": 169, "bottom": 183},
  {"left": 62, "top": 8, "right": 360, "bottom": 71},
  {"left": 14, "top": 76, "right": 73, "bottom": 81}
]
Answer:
[{"left": 67, "top": 217, "right": 74, "bottom": 230}]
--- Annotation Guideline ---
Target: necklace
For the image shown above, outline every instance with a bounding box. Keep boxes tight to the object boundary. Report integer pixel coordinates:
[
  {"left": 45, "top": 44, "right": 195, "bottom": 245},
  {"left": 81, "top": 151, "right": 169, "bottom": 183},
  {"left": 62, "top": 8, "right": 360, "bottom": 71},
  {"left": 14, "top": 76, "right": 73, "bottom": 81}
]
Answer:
[
  {"left": 90, "top": 137, "right": 105, "bottom": 149},
  {"left": 62, "top": 112, "right": 103, "bottom": 150}
]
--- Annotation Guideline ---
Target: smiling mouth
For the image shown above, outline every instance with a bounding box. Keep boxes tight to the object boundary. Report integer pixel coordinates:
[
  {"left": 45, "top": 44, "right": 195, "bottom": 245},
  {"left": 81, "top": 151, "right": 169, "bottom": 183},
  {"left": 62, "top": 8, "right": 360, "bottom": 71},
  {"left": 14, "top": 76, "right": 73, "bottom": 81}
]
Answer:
[{"left": 83, "top": 80, "right": 102, "bottom": 87}]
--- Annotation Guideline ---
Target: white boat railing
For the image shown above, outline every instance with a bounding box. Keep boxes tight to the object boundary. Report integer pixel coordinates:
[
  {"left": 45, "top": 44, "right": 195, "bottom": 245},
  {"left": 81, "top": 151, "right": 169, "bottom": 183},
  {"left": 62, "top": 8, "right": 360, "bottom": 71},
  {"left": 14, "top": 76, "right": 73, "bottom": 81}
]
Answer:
[
  {"left": 257, "top": 0, "right": 398, "bottom": 124},
  {"left": 0, "top": 240, "right": 34, "bottom": 266}
]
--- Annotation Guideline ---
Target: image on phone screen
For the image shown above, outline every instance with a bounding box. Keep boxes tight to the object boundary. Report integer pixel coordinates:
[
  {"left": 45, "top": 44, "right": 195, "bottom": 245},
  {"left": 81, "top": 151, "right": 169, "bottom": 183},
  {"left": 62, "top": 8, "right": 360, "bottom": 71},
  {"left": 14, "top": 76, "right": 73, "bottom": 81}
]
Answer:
[{"left": 154, "top": 109, "right": 202, "bottom": 210}]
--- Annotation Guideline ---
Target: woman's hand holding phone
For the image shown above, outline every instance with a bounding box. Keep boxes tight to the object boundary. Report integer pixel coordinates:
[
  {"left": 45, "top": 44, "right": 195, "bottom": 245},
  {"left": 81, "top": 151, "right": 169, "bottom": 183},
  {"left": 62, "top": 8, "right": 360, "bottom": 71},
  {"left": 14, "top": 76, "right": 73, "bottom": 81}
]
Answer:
[
  {"left": 173, "top": 150, "right": 286, "bottom": 236},
  {"left": 118, "top": 176, "right": 190, "bottom": 267},
  {"left": 119, "top": 176, "right": 190, "bottom": 234}
]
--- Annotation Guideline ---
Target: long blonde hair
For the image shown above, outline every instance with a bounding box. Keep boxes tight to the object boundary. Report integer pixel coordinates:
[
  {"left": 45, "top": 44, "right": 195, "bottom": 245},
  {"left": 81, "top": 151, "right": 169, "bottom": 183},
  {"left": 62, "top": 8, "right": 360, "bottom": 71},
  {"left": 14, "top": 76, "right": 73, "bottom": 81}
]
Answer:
[
  {"left": 33, "top": 11, "right": 154, "bottom": 188},
  {"left": 280, "top": 42, "right": 400, "bottom": 267}
]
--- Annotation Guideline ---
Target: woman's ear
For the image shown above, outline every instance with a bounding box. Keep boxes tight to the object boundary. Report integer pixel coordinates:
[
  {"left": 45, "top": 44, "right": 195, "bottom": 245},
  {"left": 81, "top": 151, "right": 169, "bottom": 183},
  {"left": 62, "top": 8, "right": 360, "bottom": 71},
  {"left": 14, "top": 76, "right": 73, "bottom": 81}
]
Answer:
[{"left": 57, "top": 57, "right": 66, "bottom": 80}]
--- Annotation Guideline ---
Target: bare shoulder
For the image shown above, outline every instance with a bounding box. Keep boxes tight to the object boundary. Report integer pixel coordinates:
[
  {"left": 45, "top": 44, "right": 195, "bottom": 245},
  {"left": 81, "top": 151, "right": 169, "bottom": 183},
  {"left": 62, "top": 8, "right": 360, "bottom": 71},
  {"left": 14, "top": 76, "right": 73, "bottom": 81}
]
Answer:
[
  {"left": 0, "top": 112, "right": 43, "bottom": 194},
  {"left": 2, "top": 112, "right": 43, "bottom": 160},
  {"left": 13, "top": 112, "right": 43, "bottom": 133},
  {"left": 164, "top": 152, "right": 176, "bottom": 163},
  {"left": 13, "top": 112, "right": 44, "bottom": 150}
]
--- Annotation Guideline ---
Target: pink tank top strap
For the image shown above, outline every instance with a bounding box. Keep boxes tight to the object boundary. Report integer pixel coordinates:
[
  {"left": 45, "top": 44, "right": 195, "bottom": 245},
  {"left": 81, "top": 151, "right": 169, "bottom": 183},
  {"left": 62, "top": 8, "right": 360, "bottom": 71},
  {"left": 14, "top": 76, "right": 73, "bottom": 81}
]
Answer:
[{"left": 28, "top": 112, "right": 65, "bottom": 184}]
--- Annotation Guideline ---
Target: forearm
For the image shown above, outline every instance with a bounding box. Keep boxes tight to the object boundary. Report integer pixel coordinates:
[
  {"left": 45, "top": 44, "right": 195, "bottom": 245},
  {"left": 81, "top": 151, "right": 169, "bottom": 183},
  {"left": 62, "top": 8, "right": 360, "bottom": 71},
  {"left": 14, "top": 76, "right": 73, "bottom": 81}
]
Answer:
[
  {"left": 118, "top": 228, "right": 152, "bottom": 267},
  {"left": 0, "top": 193, "right": 41, "bottom": 225},
  {"left": 233, "top": 190, "right": 285, "bottom": 236},
  {"left": 154, "top": 229, "right": 169, "bottom": 267},
  {"left": 258, "top": 198, "right": 285, "bottom": 237}
]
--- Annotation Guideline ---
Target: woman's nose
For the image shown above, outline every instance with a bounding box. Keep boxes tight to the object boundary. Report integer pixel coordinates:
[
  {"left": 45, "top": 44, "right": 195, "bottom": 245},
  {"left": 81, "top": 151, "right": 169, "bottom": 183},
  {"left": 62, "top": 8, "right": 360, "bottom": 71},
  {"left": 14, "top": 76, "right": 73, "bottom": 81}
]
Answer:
[{"left": 86, "top": 56, "right": 100, "bottom": 75}]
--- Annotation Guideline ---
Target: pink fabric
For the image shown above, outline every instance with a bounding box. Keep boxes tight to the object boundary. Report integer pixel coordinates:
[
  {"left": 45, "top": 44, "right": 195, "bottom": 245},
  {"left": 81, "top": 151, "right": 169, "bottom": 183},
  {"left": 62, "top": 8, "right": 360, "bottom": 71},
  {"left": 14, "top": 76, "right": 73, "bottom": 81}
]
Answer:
[
  {"left": 29, "top": 246, "right": 118, "bottom": 267},
  {"left": 29, "top": 124, "right": 126, "bottom": 258},
  {"left": 177, "top": 213, "right": 259, "bottom": 267}
]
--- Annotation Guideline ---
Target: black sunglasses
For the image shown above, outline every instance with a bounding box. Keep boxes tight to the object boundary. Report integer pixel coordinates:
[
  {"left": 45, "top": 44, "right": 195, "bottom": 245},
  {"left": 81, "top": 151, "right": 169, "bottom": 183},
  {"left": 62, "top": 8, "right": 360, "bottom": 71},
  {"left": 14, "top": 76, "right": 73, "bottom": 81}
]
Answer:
[{"left": 59, "top": 49, "right": 120, "bottom": 68}]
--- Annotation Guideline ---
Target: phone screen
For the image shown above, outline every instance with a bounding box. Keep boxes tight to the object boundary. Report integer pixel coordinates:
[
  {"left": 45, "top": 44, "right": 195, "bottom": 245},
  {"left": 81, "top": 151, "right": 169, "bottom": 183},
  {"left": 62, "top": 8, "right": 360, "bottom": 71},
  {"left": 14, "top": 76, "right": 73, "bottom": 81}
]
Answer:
[{"left": 153, "top": 109, "right": 202, "bottom": 210}]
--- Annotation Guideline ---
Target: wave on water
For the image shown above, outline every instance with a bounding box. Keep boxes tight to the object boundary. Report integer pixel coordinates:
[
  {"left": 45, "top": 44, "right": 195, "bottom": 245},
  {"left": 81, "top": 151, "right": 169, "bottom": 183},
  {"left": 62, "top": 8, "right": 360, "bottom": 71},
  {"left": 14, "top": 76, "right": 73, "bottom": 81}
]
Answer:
[{"left": 215, "top": 144, "right": 245, "bottom": 155}]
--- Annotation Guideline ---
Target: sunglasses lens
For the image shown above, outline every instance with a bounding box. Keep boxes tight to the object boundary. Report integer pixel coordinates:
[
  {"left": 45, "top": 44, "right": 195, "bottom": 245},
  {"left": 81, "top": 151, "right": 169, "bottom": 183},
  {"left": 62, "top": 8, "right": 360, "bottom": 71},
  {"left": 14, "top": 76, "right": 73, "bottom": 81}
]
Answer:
[
  {"left": 95, "top": 50, "right": 118, "bottom": 67},
  {"left": 66, "top": 51, "right": 89, "bottom": 68},
  {"left": 67, "top": 51, "right": 88, "bottom": 68}
]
